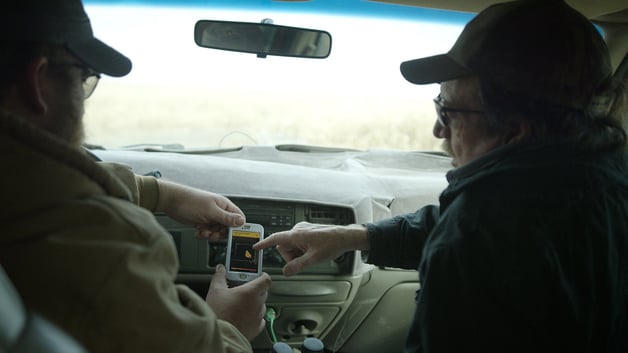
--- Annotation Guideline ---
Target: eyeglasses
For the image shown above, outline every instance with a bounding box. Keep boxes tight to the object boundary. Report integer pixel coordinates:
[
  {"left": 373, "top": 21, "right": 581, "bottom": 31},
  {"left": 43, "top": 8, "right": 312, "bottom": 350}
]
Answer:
[
  {"left": 433, "top": 94, "right": 485, "bottom": 127},
  {"left": 48, "top": 60, "right": 101, "bottom": 99}
]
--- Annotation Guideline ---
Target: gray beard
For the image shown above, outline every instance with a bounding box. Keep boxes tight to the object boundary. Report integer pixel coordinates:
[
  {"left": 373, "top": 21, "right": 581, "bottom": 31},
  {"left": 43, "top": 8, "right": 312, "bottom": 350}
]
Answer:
[
  {"left": 45, "top": 85, "right": 85, "bottom": 149},
  {"left": 441, "top": 140, "right": 453, "bottom": 157}
]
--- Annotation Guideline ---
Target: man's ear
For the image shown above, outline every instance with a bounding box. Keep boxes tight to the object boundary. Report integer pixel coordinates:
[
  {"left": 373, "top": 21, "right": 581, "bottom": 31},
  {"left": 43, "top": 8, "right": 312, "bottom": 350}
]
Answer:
[
  {"left": 504, "top": 117, "right": 532, "bottom": 144},
  {"left": 21, "top": 57, "right": 49, "bottom": 115}
]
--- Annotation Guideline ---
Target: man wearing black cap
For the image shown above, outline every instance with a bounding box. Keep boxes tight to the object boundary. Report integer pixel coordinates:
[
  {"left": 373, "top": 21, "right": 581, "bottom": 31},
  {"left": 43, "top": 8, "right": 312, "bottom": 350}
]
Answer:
[
  {"left": 254, "top": 0, "right": 627, "bottom": 352},
  {"left": 0, "top": 0, "right": 271, "bottom": 352}
]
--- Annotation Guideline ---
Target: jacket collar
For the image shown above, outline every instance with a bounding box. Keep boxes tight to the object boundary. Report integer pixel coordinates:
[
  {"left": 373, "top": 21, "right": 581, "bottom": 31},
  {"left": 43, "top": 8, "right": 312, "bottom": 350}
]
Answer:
[
  {"left": 440, "top": 139, "right": 626, "bottom": 206},
  {"left": 0, "top": 111, "right": 132, "bottom": 202}
]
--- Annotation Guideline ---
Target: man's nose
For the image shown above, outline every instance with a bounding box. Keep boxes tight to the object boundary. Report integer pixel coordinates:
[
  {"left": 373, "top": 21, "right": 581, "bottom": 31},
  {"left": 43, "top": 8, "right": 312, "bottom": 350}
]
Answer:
[{"left": 433, "top": 119, "right": 446, "bottom": 138}]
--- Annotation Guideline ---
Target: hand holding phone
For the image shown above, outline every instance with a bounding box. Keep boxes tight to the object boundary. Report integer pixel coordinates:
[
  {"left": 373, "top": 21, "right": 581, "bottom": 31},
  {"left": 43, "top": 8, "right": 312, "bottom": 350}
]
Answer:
[
  {"left": 207, "top": 264, "right": 272, "bottom": 340},
  {"left": 225, "top": 223, "right": 264, "bottom": 283}
]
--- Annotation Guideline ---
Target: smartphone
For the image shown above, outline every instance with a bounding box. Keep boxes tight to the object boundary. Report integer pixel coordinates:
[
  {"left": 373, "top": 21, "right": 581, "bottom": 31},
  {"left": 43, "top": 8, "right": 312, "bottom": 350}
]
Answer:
[{"left": 225, "top": 223, "right": 264, "bottom": 283}]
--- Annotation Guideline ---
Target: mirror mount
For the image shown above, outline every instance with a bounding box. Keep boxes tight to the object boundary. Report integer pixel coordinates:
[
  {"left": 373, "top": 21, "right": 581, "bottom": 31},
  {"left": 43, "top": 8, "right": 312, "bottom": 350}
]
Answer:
[{"left": 257, "top": 18, "right": 274, "bottom": 58}]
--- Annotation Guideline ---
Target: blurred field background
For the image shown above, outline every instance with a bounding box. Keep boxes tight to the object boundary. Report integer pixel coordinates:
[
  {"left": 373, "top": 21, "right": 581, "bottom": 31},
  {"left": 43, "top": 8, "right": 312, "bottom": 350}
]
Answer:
[
  {"left": 84, "top": 81, "right": 442, "bottom": 152},
  {"left": 80, "top": 3, "right": 465, "bottom": 153}
]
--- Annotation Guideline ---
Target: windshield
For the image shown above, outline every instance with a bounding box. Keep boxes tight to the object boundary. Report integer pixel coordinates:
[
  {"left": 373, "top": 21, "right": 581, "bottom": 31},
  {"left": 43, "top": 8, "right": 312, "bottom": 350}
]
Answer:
[{"left": 83, "top": 1, "right": 469, "bottom": 151}]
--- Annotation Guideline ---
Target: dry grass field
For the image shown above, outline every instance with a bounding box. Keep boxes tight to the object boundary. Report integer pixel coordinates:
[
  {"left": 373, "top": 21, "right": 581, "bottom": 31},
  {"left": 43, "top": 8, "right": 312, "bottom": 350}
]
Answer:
[{"left": 84, "top": 81, "right": 442, "bottom": 152}]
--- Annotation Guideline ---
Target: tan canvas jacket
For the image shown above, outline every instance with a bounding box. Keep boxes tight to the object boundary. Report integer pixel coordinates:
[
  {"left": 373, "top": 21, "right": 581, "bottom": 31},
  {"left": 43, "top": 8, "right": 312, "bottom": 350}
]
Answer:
[{"left": 0, "top": 112, "right": 251, "bottom": 353}]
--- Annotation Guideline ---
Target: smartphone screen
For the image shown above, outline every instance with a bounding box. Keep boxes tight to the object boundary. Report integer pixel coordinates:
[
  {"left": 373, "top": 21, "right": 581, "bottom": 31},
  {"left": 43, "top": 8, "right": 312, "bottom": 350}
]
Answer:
[
  {"left": 229, "top": 229, "right": 260, "bottom": 273},
  {"left": 226, "top": 223, "right": 264, "bottom": 282}
]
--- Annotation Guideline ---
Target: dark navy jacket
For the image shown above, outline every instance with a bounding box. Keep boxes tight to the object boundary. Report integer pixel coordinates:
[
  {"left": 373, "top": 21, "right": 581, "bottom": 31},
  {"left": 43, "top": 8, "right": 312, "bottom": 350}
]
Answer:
[{"left": 366, "top": 141, "right": 627, "bottom": 353}]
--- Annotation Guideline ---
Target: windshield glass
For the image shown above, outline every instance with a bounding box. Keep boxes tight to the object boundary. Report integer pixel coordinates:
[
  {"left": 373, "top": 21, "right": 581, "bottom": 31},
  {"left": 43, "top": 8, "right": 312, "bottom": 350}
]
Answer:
[{"left": 83, "top": 1, "right": 469, "bottom": 151}]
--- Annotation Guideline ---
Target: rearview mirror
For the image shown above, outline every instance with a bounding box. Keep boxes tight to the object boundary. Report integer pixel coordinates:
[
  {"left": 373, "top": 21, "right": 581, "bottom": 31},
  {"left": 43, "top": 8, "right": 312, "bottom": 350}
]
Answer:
[{"left": 194, "top": 20, "right": 332, "bottom": 59}]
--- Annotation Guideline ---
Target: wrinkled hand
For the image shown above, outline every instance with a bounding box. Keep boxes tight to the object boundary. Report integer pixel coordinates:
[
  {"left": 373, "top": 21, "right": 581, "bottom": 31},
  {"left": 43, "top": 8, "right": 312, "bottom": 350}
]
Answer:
[
  {"left": 253, "top": 222, "right": 369, "bottom": 276},
  {"left": 207, "top": 265, "right": 272, "bottom": 340},
  {"left": 157, "top": 180, "right": 245, "bottom": 240}
]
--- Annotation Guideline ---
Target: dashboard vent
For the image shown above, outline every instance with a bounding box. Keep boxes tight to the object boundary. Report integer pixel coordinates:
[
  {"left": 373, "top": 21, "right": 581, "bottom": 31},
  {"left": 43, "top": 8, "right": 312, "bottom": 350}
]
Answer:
[{"left": 306, "top": 206, "right": 354, "bottom": 225}]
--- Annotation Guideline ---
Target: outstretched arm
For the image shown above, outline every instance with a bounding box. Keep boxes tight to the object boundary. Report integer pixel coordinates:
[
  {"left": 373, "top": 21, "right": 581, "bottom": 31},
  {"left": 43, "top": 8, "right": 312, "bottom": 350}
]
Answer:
[
  {"left": 253, "top": 222, "right": 369, "bottom": 276},
  {"left": 156, "top": 179, "right": 245, "bottom": 240}
]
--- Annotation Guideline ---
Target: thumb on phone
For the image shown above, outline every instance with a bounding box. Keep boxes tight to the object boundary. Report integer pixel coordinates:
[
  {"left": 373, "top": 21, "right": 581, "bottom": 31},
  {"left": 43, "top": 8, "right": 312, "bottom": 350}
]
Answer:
[
  {"left": 222, "top": 211, "right": 245, "bottom": 227},
  {"left": 209, "top": 264, "right": 229, "bottom": 291}
]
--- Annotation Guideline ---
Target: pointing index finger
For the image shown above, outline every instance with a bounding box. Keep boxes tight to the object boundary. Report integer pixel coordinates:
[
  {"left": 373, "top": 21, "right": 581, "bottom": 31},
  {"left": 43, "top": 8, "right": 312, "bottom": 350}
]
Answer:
[{"left": 253, "top": 231, "right": 289, "bottom": 250}]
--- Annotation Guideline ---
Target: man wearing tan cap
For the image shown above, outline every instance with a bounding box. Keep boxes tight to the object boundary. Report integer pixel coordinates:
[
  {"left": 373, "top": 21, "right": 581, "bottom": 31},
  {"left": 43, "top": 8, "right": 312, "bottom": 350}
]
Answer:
[{"left": 0, "top": 0, "right": 271, "bottom": 352}]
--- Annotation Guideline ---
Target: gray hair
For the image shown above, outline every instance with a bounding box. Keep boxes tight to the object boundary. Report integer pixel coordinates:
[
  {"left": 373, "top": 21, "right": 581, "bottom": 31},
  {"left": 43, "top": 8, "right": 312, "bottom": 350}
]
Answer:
[{"left": 479, "top": 76, "right": 627, "bottom": 151}]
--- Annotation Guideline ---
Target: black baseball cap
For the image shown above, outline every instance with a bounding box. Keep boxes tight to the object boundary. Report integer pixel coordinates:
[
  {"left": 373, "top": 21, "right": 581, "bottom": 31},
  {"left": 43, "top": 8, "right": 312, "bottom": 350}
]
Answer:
[
  {"left": 400, "top": 0, "right": 612, "bottom": 110},
  {"left": 0, "top": 0, "right": 132, "bottom": 77}
]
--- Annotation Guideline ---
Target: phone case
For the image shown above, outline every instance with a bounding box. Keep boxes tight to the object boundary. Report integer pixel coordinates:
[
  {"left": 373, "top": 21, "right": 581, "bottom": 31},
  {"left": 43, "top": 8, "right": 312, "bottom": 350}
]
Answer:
[{"left": 225, "top": 223, "right": 264, "bottom": 283}]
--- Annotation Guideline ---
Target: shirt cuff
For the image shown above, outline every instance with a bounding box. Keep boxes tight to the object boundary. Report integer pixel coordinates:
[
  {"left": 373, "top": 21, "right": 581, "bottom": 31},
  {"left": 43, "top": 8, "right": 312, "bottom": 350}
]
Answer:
[{"left": 136, "top": 175, "right": 160, "bottom": 212}]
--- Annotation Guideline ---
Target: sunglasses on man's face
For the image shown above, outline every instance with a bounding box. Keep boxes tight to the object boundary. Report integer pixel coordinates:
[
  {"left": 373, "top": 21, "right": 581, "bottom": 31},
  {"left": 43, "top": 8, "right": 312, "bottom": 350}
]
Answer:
[{"left": 433, "top": 94, "right": 486, "bottom": 127}]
